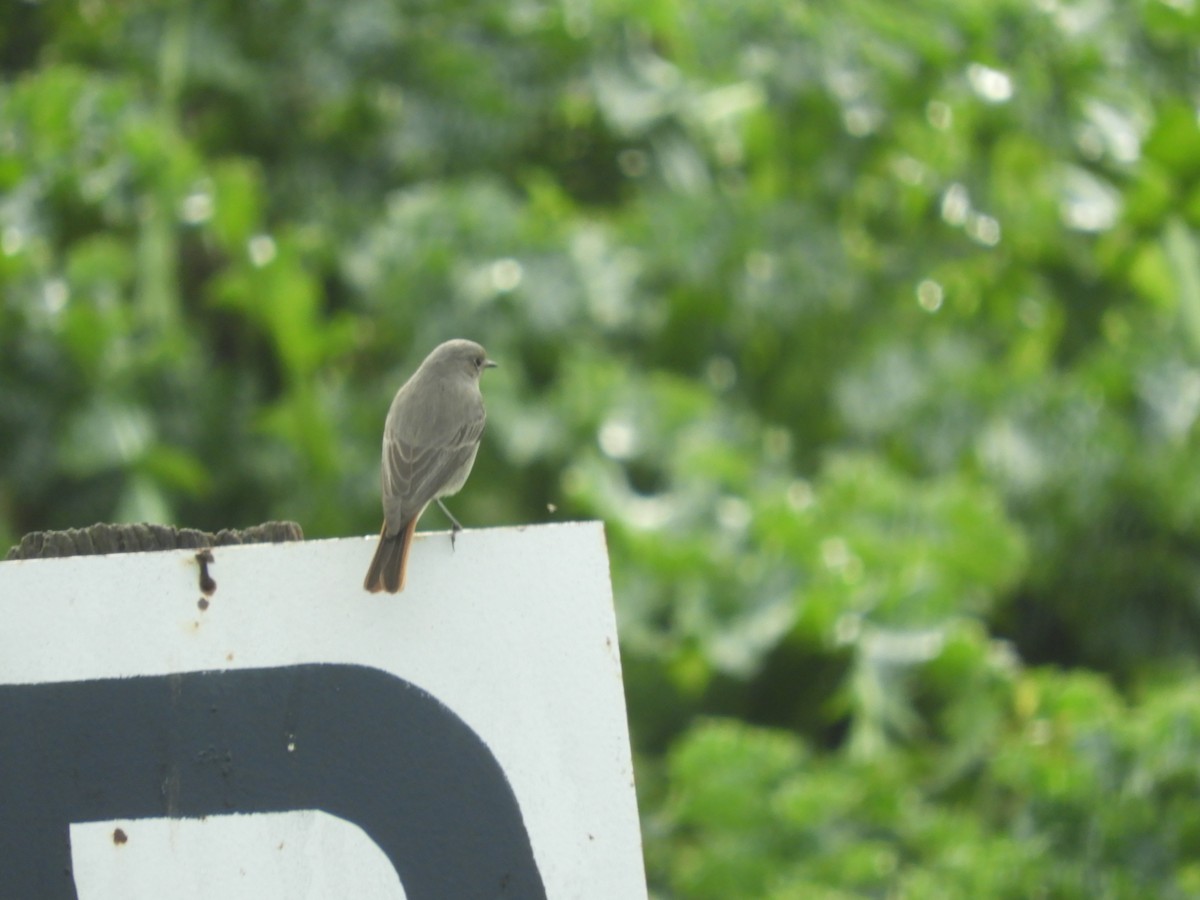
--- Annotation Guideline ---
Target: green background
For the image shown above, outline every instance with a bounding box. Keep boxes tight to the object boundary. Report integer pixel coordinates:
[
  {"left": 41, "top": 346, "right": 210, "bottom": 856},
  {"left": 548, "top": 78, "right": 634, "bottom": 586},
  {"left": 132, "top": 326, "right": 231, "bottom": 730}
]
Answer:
[{"left": 4, "top": 1, "right": 1200, "bottom": 895}]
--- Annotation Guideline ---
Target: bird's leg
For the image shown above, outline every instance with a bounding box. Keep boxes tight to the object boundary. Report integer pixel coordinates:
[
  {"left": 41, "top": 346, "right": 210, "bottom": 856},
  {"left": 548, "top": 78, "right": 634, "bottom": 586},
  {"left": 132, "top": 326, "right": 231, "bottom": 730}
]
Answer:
[{"left": 437, "top": 498, "right": 464, "bottom": 550}]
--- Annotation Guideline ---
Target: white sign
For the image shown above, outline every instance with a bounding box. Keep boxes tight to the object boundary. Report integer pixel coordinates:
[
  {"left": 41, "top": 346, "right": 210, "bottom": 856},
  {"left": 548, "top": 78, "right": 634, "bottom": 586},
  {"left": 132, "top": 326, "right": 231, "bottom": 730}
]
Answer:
[{"left": 0, "top": 521, "right": 647, "bottom": 900}]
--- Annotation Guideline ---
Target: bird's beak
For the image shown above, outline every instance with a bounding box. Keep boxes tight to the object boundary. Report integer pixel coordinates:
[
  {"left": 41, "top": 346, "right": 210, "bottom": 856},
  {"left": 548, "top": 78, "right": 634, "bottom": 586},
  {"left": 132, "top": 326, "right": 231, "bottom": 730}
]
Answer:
[{"left": 484, "top": 358, "right": 498, "bottom": 369}]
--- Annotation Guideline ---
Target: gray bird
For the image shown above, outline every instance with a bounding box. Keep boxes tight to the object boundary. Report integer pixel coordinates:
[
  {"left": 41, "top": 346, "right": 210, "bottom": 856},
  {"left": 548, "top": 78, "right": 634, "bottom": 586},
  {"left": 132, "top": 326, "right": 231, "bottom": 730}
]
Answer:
[{"left": 363, "top": 339, "right": 497, "bottom": 593}]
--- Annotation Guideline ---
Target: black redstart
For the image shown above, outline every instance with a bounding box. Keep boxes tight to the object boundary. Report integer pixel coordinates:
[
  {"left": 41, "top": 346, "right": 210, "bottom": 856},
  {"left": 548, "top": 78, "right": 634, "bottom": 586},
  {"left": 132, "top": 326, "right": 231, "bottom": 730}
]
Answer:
[{"left": 363, "top": 339, "right": 497, "bottom": 593}]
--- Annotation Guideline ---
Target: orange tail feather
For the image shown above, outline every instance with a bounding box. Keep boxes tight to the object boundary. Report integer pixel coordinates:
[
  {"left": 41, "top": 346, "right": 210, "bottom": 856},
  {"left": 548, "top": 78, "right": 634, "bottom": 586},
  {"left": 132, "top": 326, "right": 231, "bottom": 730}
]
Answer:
[{"left": 363, "top": 518, "right": 419, "bottom": 593}]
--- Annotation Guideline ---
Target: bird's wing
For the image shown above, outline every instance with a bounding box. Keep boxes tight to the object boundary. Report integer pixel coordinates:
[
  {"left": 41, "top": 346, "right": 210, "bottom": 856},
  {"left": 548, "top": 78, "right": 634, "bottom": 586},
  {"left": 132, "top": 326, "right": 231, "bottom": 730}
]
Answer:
[{"left": 382, "top": 409, "right": 486, "bottom": 530}]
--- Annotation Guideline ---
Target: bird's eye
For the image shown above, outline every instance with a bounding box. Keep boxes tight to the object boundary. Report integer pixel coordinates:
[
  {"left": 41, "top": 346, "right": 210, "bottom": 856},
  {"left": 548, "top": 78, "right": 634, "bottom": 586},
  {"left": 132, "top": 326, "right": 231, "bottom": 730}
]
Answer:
[{"left": 475, "top": 356, "right": 484, "bottom": 368}]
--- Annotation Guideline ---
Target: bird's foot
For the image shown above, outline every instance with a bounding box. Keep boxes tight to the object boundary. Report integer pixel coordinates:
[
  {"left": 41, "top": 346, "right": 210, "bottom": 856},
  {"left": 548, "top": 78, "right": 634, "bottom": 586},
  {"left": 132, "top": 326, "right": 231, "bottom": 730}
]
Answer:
[{"left": 437, "top": 499, "right": 464, "bottom": 552}]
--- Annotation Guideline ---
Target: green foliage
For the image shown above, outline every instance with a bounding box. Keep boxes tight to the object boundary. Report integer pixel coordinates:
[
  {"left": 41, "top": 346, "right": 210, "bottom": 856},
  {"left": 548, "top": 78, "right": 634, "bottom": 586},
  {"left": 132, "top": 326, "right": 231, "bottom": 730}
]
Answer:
[
  {"left": 660, "top": 677, "right": 1200, "bottom": 899},
  {"left": 4, "top": 0, "right": 1200, "bottom": 895}
]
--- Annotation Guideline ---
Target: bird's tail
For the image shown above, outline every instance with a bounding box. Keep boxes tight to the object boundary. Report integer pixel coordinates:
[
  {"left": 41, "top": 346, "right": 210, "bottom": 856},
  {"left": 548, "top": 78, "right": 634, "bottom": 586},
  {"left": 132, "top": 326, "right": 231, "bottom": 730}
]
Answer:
[{"left": 363, "top": 518, "right": 419, "bottom": 593}]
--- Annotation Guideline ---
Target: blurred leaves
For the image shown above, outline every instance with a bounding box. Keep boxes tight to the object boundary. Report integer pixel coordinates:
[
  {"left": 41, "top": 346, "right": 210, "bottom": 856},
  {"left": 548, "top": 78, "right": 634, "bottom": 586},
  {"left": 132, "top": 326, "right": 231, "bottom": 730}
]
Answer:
[
  {"left": 4, "top": 0, "right": 1200, "bottom": 896},
  {"left": 659, "top": 677, "right": 1200, "bottom": 899}
]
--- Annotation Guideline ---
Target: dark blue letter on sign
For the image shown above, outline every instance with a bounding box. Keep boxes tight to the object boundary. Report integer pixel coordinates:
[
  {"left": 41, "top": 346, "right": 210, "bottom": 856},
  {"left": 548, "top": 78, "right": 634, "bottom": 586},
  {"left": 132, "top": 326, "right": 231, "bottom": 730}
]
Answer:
[{"left": 0, "top": 663, "right": 547, "bottom": 899}]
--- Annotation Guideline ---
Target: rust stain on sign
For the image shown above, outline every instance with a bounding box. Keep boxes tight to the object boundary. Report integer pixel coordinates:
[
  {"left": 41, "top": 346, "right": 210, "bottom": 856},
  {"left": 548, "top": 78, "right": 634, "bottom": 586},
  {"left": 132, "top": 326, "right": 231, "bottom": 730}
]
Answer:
[{"left": 195, "top": 549, "right": 217, "bottom": 596}]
